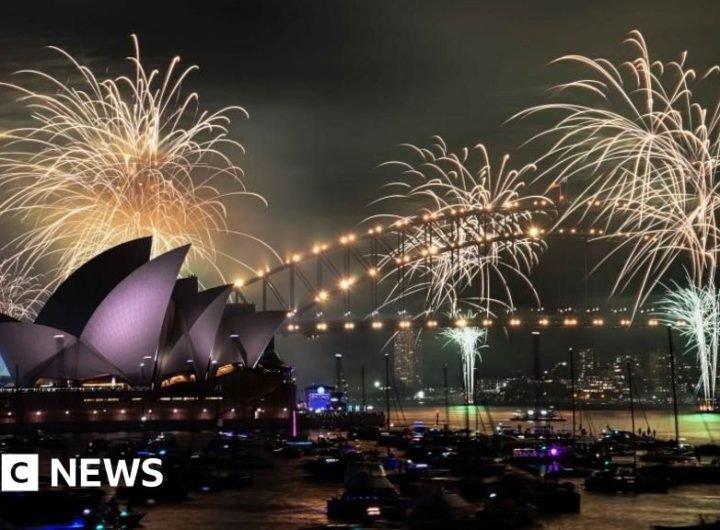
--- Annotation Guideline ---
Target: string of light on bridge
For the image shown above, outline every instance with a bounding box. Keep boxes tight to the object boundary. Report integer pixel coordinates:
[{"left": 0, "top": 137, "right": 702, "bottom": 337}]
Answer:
[
  {"left": 234, "top": 197, "right": 625, "bottom": 290},
  {"left": 282, "top": 314, "right": 687, "bottom": 335},
  {"left": 234, "top": 225, "right": 621, "bottom": 310},
  {"left": 231, "top": 196, "right": 663, "bottom": 318}
]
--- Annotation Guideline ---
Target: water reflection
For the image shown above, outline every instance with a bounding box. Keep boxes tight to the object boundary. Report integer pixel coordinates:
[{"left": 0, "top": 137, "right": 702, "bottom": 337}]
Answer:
[{"left": 395, "top": 405, "right": 720, "bottom": 443}]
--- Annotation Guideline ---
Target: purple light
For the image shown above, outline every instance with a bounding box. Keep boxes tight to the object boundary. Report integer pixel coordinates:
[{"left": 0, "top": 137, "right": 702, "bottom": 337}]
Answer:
[
  {"left": 549, "top": 447, "right": 560, "bottom": 457},
  {"left": 81, "top": 246, "right": 188, "bottom": 381},
  {"left": 223, "top": 311, "right": 287, "bottom": 368}
]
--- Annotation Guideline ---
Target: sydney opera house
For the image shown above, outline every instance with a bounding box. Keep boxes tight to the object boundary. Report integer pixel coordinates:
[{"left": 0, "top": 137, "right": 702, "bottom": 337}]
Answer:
[{"left": 0, "top": 238, "right": 292, "bottom": 429}]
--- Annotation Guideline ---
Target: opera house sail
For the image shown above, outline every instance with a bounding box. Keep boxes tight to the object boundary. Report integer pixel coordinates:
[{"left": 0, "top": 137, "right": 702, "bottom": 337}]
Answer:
[{"left": 0, "top": 238, "right": 291, "bottom": 427}]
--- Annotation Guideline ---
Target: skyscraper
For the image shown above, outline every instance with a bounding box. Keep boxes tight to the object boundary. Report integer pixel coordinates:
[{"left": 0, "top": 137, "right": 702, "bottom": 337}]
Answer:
[
  {"left": 334, "top": 353, "right": 347, "bottom": 394},
  {"left": 577, "top": 348, "right": 596, "bottom": 383},
  {"left": 393, "top": 330, "right": 422, "bottom": 390}
]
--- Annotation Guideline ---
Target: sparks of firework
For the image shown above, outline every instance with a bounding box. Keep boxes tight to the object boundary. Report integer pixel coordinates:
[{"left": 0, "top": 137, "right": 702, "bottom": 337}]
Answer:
[
  {"left": 441, "top": 318, "right": 487, "bottom": 404},
  {"left": 517, "top": 30, "right": 720, "bottom": 405},
  {"left": 370, "top": 136, "right": 549, "bottom": 316},
  {"left": 0, "top": 35, "right": 280, "bottom": 283},
  {"left": 516, "top": 30, "right": 720, "bottom": 311},
  {"left": 0, "top": 255, "right": 45, "bottom": 320},
  {"left": 658, "top": 277, "right": 719, "bottom": 407}
]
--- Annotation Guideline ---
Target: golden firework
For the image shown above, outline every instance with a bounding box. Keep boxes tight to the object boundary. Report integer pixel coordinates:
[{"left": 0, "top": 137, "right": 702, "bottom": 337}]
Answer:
[{"left": 0, "top": 35, "right": 279, "bottom": 283}]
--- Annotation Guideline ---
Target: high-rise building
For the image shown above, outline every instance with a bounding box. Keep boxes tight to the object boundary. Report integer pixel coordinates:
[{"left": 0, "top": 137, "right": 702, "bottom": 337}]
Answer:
[
  {"left": 643, "top": 349, "right": 671, "bottom": 396},
  {"left": 393, "top": 330, "right": 422, "bottom": 390},
  {"left": 577, "top": 348, "right": 596, "bottom": 383}
]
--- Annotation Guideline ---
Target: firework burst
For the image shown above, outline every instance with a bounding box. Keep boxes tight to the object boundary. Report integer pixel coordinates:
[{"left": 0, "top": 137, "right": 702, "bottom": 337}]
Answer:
[
  {"left": 0, "top": 254, "right": 45, "bottom": 320},
  {"left": 0, "top": 35, "right": 279, "bottom": 283},
  {"left": 517, "top": 30, "right": 720, "bottom": 307},
  {"left": 518, "top": 30, "right": 720, "bottom": 405},
  {"left": 371, "top": 136, "right": 549, "bottom": 316},
  {"left": 441, "top": 317, "right": 487, "bottom": 404},
  {"left": 658, "top": 278, "right": 720, "bottom": 406}
]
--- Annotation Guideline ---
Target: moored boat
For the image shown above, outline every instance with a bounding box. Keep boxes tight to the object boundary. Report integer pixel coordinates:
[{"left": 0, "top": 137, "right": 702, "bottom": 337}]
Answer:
[
  {"left": 326, "top": 461, "right": 408, "bottom": 522},
  {"left": 510, "top": 408, "right": 566, "bottom": 422},
  {"left": 585, "top": 465, "right": 669, "bottom": 494}
]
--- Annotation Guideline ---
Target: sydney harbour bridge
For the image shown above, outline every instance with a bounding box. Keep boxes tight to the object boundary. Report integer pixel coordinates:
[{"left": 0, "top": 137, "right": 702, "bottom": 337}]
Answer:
[{"left": 234, "top": 195, "right": 669, "bottom": 336}]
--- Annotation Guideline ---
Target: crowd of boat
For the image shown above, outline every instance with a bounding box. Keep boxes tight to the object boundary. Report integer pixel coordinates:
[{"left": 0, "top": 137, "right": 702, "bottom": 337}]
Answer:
[
  {"left": 308, "top": 421, "right": 720, "bottom": 529},
  {"left": 1, "top": 418, "right": 720, "bottom": 529}
]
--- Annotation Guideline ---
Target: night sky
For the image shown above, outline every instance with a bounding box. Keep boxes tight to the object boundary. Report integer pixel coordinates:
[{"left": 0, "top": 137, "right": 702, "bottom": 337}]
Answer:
[{"left": 0, "top": 0, "right": 718, "bottom": 389}]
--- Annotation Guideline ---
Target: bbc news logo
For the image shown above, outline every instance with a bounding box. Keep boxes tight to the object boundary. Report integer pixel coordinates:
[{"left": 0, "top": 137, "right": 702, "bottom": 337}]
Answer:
[{"left": 0, "top": 454, "right": 163, "bottom": 491}]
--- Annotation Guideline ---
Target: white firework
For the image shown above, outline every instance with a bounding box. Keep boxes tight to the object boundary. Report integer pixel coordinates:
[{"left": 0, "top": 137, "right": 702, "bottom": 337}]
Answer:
[
  {"left": 658, "top": 278, "right": 719, "bottom": 406},
  {"left": 517, "top": 30, "right": 720, "bottom": 305},
  {"left": 441, "top": 319, "right": 487, "bottom": 404},
  {"left": 372, "top": 136, "right": 549, "bottom": 316},
  {"left": 0, "top": 256, "right": 45, "bottom": 320},
  {"left": 518, "top": 30, "right": 720, "bottom": 405}
]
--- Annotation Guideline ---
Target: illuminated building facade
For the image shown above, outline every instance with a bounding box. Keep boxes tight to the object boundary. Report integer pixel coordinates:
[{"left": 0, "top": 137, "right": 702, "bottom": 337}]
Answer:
[
  {"left": 0, "top": 238, "right": 293, "bottom": 426},
  {"left": 392, "top": 330, "right": 422, "bottom": 390}
]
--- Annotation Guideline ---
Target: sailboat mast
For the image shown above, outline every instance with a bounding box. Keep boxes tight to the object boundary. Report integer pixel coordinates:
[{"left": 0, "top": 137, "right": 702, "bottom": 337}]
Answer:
[
  {"left": 627, "top": 360, "right": 637, "bottom": 469},
  {"left": 443, "top": 363, "right": 450, "bottom": 431},
  {"left": 569, "top": 347, "right": 576, "bottom": 439},
  {"left": 668, "top": 326, "right": 680, "bottom": 447},
  {"left": 532, "top": 331, "right": 541, "bottom": 410},
  {"left": 384, "top": 352, "right": 391, "bottom": 430}
]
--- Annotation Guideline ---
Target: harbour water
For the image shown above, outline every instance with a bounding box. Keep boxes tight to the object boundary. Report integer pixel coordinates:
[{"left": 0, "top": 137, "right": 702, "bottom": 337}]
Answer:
[
  {"left": 136, "top": 406, "right": 720, "bottom": 530},
  {"left": 394, "top": 405, "right": 720, "bottom": 443}
]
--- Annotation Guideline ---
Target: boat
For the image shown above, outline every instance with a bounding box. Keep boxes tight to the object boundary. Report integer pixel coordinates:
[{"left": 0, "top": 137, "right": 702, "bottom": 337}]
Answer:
[
  {"left": 204, "top": 433, "right": 273, "bottom": 469},
  {"left": 118, "top": 509, "right": 146, "bottom": 528},
  {"left": 406, "top": 490, "right": 477, "bottom": 529},
  {"left": 82, "top": 504, "right": 147, "bottom": 529},
  {"left": 326, "top": 461, "right": 408, "bottom": 522},
  {"left": 510, "top": 408, "right": 566, "bottom": 422},
  {"left": 530, "top": 480, "right": 581, "bottom": 513},
  {"left": 481, "top": 470, "right": 580, "bottom": 514},
  {"left": 639, "top": 454, "right": 720, "bottom": 485},
  {"left": 476, "top": 489, "right": 537, "bottom": 528},
  {"left": 306, "top": 451, "right": 355, "bottom": 481},
  {"left": 585, "top": 465, "right": 669, "bottom": 494}
]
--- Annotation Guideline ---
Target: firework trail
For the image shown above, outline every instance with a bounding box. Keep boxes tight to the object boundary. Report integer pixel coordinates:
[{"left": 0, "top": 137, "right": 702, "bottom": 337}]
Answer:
[
  {"left": 517, "top": 30, "right": 720, "bottom": 405},
  {"left": 517, "top": 30, "right": 720, "bottom": 307},
  {"left": 0, "top": 253, "right": 45, "bottom": 320},
  {"left": 371, "top": 136, "right": 549, "bottom": 317},
  {"left": 441, "top": 317, "right": 487, "bottom": 404},
  {"left": 0, "top": 35, "right": 280, "bottom": 284},
  {"left": 658, "top": 278, "right": 719, "bottom": 406}
]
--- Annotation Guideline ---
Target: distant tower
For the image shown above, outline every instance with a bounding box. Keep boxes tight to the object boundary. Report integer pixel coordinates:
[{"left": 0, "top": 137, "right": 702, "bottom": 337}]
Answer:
[
  {"left": 392, "top": 331, "right": 422, "bottom": 391},
  {"left": 334, "top": 353, "right": 347, "bottom": 393},
  {"left": 577, "top": 348, "right": 595, "bottom": 383}
]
